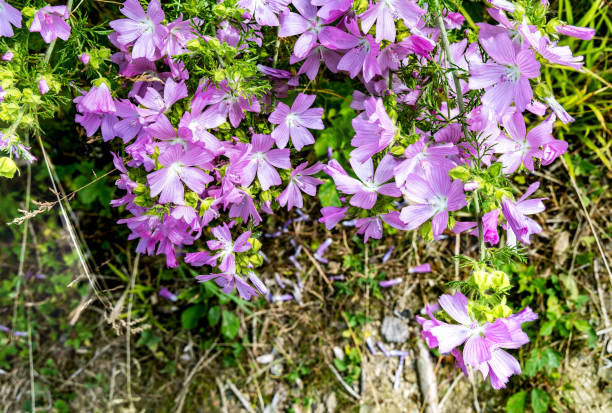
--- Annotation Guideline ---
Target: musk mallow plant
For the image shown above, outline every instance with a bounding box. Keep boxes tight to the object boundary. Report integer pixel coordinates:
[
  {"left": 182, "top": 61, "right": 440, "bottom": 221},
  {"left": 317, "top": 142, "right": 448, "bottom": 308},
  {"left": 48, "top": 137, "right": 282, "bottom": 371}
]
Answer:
[{"left": 2, "top": 0, "right": 594, "bottom": 390}]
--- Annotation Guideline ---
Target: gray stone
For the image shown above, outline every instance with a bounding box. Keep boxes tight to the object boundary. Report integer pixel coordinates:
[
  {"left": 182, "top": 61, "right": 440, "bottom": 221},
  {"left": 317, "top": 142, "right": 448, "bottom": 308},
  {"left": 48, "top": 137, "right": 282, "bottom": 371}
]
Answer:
[{"left": 381, "top": 316, "right": 410, "bottom": 343}]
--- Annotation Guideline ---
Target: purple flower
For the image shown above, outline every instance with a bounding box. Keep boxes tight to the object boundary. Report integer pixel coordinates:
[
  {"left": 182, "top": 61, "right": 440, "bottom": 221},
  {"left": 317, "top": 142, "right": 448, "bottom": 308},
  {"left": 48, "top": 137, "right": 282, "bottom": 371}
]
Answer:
[
  {"left": 185, "top": 251, "right": 216, "bottom": 266},
  {"left": 241, "top": 134, "right": 291, "bottom": 191},
  {"left": 109, "top": 0, "right": 166, "bottom": 60},
  {"left": 200, "top": 80, "right": 261, "bottom": 128},
  {"left": 311, "top": 0, "right": 352, "bottom": 22},
  {"left": 320, "top": 24, "right": 382, "bottom": 82},
  {"left": 502, "top": 182, "right": 546, "bottom": 245},
  {"left": 555, "top": 24, "right": 595, "bottom": 40},
  {"left": 1, "top": 52, "right": 13, "bottom": 61},
  {"left": 495, "top": 111, "right": 550, "bottom": 174},
  {"left": 79, "top": 53, "right": 90, "bottom": 65},
  {"left": 358, "top": 0, "right": 424, "bottom": 42},
  {"left": 519, "top": 22, "right": 584, "bottom": 70},
  {"left": 469, "top": 33, "right": 540, "bottom": 112},
  {"left": 278, "top": 161, "right": 324, "bottom": 210},
  {"left": 393, "top": 140, "right": 458, "bottom": 188},
  {"left": 325, "top": 154, "right": 401, "bottom": 210},
  {"left": 237, "top": 0, "right": 290, "bottom": 27},
  {"left": 542, "top": 94, "right": 574, "bottom": 124},
  {"left": 196, "top": 273, "right": 260, "bottom": 300},
  {"left": 426, "top": 293, "right": 512, "bottom": 366},
  {"left": 0, "top": 0, "right": 22, "bottom": 37},
  {"left": 159, "top": 287, "right": 178, "bottom": 301},
  {"left": 409, "top": 263, "right": 431, "bottom": 273},
  {"left": 165, "top": 17, "right": 197, "bottom": 56},
  {"left": 278, "top": 0, "right": 326, "bottom": 58},
  {"left": 269, "top": 93, "right": 324, "bottom": 150},
  {"left": 30, "top": 5, "right": 71, "bottom": 43},
  {"left": 314, "top": 238, "right": 332, "bottom": 263},
  {"left": 355, "top": 216, "right": 384, "bottom": 242},
  {"left": 79, "top": 83, "right": 117, "bottom": 114},
  {"left": 319, "top": 206, "right": 349, "bottom": 229},
  {"left": 482, "top": 209, "right": 500, "bottom": 245},
  {"left": 136, "top": 79, "right": 188, "bottom": 123},
  {"left": 147, "top": 144, "right": 213, "bottom": 204},
  {"left": 399, "top": 168, "right": 467, "bottom": 240},
  {"left": 38, "top": 79, "right": 50, "bottom": 95},
  {"left": 351, "top": 97, "right": 396, "bottom": 163},
  {"left": 206, "top": 224, "right": 252, "bottom": 274}
]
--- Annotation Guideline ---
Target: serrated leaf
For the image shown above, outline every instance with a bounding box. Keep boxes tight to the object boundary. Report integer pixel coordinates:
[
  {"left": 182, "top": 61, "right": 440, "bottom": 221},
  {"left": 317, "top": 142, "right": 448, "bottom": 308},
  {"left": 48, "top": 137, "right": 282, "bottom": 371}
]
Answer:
[
  {"left": 506, "top": 391, "right": 526, "bottom": 413},
  {"left": 531, "top": 389, "right": 550, "bottom": 413}
]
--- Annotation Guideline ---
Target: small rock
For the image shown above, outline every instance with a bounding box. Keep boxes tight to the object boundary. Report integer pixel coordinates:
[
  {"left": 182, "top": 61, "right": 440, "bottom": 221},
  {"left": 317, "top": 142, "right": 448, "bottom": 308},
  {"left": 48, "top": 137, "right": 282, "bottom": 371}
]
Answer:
[
  {"left": 256, "top": 353, "right": 275, "bottom": 364},
  {"left": 332, "top": 346, "right": 345, "bottom": 361},
  {"left": 270, "top": 362, "right": 283, "bottom": 376},
  {"left": 382, "top": 316, "right": 410, "bottom": 343},
  {"left": 325, "top": 392, "right": 337, "bottom": 413}
]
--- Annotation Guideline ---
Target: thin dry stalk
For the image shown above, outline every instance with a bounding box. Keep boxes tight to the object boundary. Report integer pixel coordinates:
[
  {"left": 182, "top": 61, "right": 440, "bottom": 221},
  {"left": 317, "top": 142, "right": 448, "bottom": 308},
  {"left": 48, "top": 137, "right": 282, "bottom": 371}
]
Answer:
[{"left": 125, "top": 253, "right": 140, "bottom": 411}]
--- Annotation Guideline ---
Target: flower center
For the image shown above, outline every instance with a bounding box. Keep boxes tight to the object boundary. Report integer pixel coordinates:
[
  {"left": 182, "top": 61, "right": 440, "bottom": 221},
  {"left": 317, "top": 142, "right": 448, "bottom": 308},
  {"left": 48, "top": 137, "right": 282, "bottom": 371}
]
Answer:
[
  {"left": 363, "top": 180, "right": 380, "bottom": 192},
  {"left": 504, "top": 65, "right": 521, "bottom": 82},
  {"left": 431, "top": 195, "right": 448, "bottom": 212},
  {"left": 285, "top": 113, "right": 299, "bottom": 127},
  {"left": 169, "top": 161, "right": 185, "bottom": 176}
]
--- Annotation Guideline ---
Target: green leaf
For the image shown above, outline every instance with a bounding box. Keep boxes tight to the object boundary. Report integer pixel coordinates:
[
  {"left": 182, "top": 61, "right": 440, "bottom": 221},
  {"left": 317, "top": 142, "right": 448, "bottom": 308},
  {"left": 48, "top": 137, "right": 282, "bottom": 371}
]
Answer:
[
  {"left": 181, "top": 304, "right": 205, "bottom": 330},
  {"left": 539, "top": 320, "right": 556, "bottom": 336},
  {"left": 524, "top": 348, "right": 562, "bottom": 377},
  {"left": 0, "top": 157, "right": 18, "bottom": 178},
  {"left": 506, "top": 391, "right": 526, "bottom": 413},
  {"left": 221, "top": 310, "right": 240, "bottom": 339},
  {"left": 207, "top": 305, "right": 221, "bottom": 326},
  {"left": 318, "top": 181, "right": 342, "bottom": 207},
  {"left": 531, "top": 389, "right": 550, "bottom": 413},
  {"left": 573, "top": 318, "right": 591, "bottom": 332}
]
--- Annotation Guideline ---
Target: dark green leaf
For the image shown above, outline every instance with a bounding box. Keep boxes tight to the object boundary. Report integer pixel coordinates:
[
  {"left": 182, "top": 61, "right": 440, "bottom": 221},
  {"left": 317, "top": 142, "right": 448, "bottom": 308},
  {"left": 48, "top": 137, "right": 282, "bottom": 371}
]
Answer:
[
  {"left": 506, "top": 391, "right": 526, "bottom": 413},
  {"left": 181, "top": 304, "right": 205, "bottom": 330},
  {"left": 221, "top": 310, "right": 240, "bottom": 339},
  {"left": 208, "top": 305, "right": 221, "bottom": 326},
  {"left": 531, "top": 389, "right": 550, "bottom": 413}
]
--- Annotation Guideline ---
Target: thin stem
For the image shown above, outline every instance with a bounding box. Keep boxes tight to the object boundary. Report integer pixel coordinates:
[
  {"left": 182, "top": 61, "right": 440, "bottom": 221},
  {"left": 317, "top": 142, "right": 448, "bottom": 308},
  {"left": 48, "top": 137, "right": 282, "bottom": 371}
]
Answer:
[
  {"left": 126, "top": 253, "right": 140, "bottom": 410},
  {"left": 433, "top": 0, "right": 486, "bottom": 262},
  {"left": 473, "top": 189, "right": 486, "bottom": 261}
]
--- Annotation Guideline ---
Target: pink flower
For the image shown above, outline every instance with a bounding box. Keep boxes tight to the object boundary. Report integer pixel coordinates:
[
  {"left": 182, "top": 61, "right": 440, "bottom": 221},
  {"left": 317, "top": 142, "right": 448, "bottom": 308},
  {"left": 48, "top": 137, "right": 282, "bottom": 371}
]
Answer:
[
  {"left": 206, "top": 223, "right": 252, "bottom": 274},
  {"left": 351, "top": 97, "right": 396, "bottom": 163},
  {"left": 278, "top": 161, "right": 324, "bottom": 210},
  {"left": 495, "top": 111, "right": 550, "bottom": 174},
  {"left": 0, "top": 0, "right": 22, "bottom": 37},
  {"left": 399, "top": 168, "right": 466, "bottom": 240},
  {"left": 555, "top": 23, "right": 595, "bottom": 40},
  {"left": 109, "top": 0, "right": 166, "bottom": 60},
  {"left": 240, "top": 134, "right": 291, "bottom": 190},
  {"left": 196, "top": 273, "right": 260, "bottom": 300},
  {"left": 502, "top": 182, "right": 546, "bottom": 245},
  {"left": 136, "top": 78, "right": 188, "bottom": 123},
  {"left": 319, "top": 206, "right": 349, "bottom": 229},
  {"left": 237, "top": 0, "right": 290, "bottom": 27},
  {"left": 358, "top": 0, "right": 424, "bottom": 42},
  {"left": 30, "top": 5, "right": 71, "bottom": 44},
  {"left": 269, "top": 93, "right": 323, "bottom": 150},
  {"left": 325, "top": 154, "right": 401, "bottom": 210},
  {"left": 311, "top": 0, "right": 352, "bottom": 22},
  {"left": 147, "top": 144, "right": 213, "bottom": 205},
  {"left": 469, "top": 33, "right": 540, "bottom": 112},
  {"left": 79, "top": 83, "right": 117, "bottom": 114},
  {"left": 38, "top": 79, "right": 50, "bottom": 95}
]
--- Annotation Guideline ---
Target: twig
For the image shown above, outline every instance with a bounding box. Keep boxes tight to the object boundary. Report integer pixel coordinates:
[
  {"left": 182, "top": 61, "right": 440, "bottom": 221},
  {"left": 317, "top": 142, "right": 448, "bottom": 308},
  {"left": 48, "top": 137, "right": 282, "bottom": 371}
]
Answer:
[
  {"left": 226, "top": 380, "right": 256, "bottom": 413},
  {"left": 562, "top": 156, "right": 612, "bottom": 290},
  {"left": 415, "top": 339, "right": 439, "bottom": 413},
  {"left": 125, "top": 253, "right": 140, "bottom": 411},
  {"left": 594, "top": 260, "right": 610, "bottom": 329},
  {"left": 327, "top": 362, "right": 361, "bottom": 400},
  {"left": 299, "top": 242, "right": 333, "bottom": 288},
  {"left": 174, "top": 344, "right": 220, "bottom": 413},
  {"left": 438, "top": 372, "right": 462, "bottom": 410},
  {"left": 215, "top": 377, "right": 229, "bottom": 413}
]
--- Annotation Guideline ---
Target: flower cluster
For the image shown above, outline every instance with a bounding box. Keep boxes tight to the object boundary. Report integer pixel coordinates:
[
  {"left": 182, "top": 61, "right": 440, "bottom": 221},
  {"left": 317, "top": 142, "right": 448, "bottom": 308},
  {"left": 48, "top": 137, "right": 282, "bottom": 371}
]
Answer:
[{"left": 61, "top": 0, "right": 594, "bottom": 390}]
